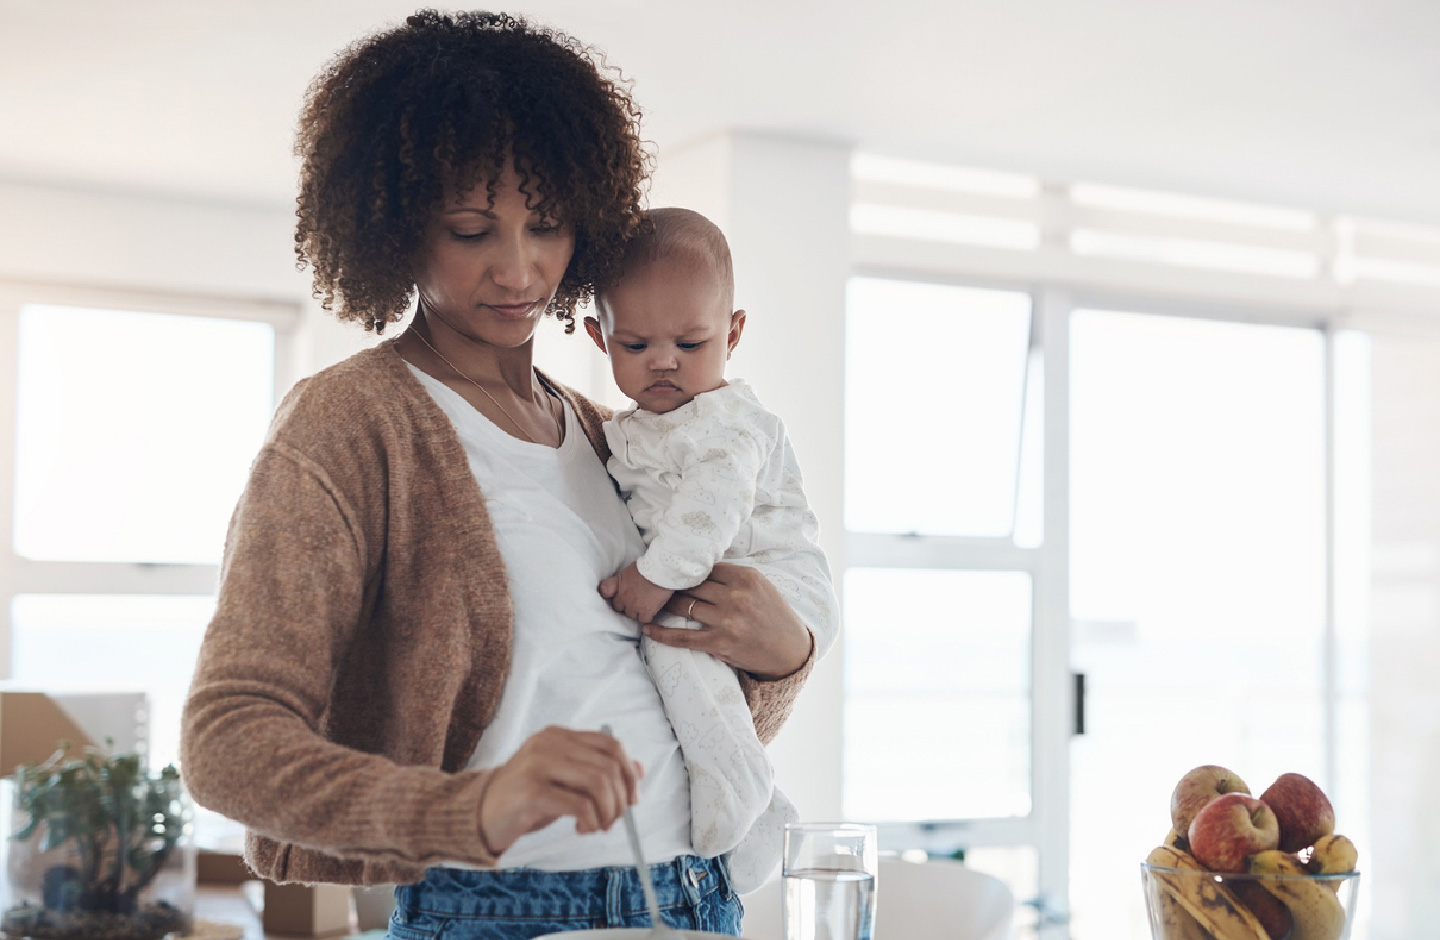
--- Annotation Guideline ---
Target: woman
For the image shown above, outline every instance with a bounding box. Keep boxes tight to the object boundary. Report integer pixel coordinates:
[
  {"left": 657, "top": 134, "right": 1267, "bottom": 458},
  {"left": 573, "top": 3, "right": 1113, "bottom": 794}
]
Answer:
[{"left": 179, "top": 10, "right": 830, "bottom": 940}]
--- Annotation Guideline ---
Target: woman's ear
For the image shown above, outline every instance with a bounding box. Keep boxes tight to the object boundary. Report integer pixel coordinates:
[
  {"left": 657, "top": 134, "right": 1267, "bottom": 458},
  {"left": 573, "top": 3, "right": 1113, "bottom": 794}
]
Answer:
[
  {"left": 726, "top": 310, "right": 747, "bottom": 356},
  {"left": 583, "top": 316, "right": 608, "bottom": 354}
]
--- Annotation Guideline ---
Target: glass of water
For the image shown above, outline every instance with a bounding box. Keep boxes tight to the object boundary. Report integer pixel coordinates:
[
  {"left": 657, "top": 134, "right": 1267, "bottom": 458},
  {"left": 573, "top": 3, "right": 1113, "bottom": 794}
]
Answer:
[{"left": 782, "top": 823, "right": 877, "bottom": 940}]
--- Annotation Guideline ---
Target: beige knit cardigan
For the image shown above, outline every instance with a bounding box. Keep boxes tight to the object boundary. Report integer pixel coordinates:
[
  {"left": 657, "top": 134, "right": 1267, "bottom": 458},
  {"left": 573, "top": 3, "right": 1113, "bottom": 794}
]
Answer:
[{"left": 179, "top": 337, "right": 815, "bottom": 886}]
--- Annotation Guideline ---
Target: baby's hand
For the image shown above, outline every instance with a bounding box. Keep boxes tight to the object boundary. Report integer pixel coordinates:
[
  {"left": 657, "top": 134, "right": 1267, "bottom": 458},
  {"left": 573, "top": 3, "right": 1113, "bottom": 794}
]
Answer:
[{"left": 599, "top": 563, "right": 674, "bottom": 625}]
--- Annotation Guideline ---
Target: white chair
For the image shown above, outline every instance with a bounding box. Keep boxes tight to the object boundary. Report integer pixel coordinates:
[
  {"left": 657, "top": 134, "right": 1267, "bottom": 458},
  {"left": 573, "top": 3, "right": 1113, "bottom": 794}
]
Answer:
[{"left": 741, "top": 857, "right": 1014, "bottom": 940}]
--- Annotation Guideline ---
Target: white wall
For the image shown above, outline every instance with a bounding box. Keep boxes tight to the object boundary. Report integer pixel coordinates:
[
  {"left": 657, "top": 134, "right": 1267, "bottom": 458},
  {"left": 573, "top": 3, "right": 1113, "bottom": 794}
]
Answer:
[
  {"left": 0, "top": 179, "right": 376, "bottom": 380},
  {"left": 0, "top": 181, "right": 299, "bottom": 300}
]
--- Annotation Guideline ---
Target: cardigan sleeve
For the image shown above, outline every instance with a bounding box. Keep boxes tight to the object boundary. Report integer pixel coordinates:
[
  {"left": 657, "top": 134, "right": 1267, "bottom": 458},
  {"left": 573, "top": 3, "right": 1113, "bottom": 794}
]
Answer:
[
  {"left": 736, "top": 632, "right": 818, "bottom": 746},
  {"left": 180, "top": 439, "right": 500, "bottom": 869}
]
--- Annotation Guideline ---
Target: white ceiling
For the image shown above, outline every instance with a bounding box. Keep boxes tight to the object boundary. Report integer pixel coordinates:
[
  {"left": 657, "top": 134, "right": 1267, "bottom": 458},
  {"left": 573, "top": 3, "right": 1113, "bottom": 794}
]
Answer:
[{"left": 2, "top": 0, "right": 1438, "bottom": 224}]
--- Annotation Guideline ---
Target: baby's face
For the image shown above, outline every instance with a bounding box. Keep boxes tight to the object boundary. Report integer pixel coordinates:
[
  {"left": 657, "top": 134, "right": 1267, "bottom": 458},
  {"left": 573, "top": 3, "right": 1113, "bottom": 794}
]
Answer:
[{"left": 586, "top": 257, "right": 743, "bottom": 414}]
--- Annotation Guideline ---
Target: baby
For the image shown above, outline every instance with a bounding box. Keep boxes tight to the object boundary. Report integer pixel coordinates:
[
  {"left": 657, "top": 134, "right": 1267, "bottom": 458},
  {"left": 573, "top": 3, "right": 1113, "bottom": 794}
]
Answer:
[{"left": 584, "top": 207, "right": 837, "bottom": 892}]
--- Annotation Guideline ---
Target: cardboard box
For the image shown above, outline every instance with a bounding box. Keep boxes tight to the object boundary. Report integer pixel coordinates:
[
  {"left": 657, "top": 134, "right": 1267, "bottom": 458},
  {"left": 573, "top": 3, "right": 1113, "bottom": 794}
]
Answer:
[
  {"left": 0, "top": 691, "right": 97, "bottom": 777},
  {"left": 0, "top": 689, "right": 149, "bottom": 776},
  {"left": 200, "top": 849, "right": 358, "bottom": 937},
  {"left": 198, "top": 849, "right": 253, "bottom": 886},
  {"left": 262, "top": 881, "right": 354, "bottom": 937}
]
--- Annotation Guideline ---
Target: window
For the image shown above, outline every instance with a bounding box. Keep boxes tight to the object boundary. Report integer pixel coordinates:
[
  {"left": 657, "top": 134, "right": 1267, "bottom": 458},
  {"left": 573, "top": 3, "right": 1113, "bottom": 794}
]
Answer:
[
  {"left": 14, "top": 305, "right": 274, "bottom": 564},
  {"left": 2, "top": 297, "right": 286, "bottom": 781},
  {"left": 844, "top": 567, "right": 1032, "bottom": 821},
  {"left": 1067, "top": 309, "right": 1328, "bottom": 938},
  {"left": 843, "top": 274, "right": 1049, "bottom": 931},
  {"left": 845, "top": 278, "right": 1033, "bottom": 538},
  {"left": 845, "top": 151, "right": 1400, "bottom": 938}
]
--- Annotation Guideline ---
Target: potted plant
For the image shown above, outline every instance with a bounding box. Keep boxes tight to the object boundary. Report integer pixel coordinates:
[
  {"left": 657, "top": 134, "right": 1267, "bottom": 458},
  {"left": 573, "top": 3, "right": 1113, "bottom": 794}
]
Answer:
[{"left": 2, "top": 744, "right": 194, "bottom": 940}]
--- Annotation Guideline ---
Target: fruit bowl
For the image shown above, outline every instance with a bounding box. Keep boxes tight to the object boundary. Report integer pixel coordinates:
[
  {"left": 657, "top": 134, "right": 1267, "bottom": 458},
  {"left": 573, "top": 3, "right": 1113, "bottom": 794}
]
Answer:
[{"left": 1142, "top": 861, "right": 1360, "bottom": 940}]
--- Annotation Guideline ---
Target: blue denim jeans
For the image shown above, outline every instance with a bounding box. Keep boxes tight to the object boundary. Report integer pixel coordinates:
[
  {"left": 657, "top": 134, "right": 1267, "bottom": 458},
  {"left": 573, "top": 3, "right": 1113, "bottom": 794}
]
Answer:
[{"left": 388, "top": 856, "right": 742, "bottom": 940}]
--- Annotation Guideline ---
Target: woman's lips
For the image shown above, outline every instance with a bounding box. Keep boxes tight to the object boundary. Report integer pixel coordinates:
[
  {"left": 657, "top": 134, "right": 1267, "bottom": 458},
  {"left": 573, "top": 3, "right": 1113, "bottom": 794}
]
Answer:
[{"left": 483, "top": 300, "right": 544, "bottom": 320}]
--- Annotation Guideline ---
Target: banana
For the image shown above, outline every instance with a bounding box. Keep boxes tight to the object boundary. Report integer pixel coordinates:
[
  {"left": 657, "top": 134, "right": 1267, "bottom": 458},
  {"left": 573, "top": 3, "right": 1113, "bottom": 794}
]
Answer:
[
  {"left": 1165, "top": 827, "right": 1192, "bottom": 851},
  {"left": 1311, "top": 834, "right": 1358, "bottom": 873},
  {"left": 1310, "top": 834, "right": 1358, "bottom": 896},
  {"left": 1157, "top": 889, "right": 1212, "bottom": 940},
  {"left": 1231, "top": 879, "right": 1294, "bottom": 940},
  {"left": 1147, "top": 845, "right": 1268, "bottom": 940},
  {"left": 1248, "top": 850, "right": 1347, "bottom": 940}
]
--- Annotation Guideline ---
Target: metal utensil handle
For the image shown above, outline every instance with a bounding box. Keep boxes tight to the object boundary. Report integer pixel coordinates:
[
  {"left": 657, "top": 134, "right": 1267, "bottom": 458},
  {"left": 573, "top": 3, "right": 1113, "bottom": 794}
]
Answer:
[{"left": 601, "top": 724, "right": 665, "bottom": 930}]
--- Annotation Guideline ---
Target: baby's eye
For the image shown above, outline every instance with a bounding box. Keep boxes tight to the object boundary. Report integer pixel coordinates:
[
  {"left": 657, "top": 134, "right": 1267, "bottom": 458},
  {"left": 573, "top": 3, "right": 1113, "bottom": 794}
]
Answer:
[
  {"left": 678, "top": 341, "right": 705, "bottom": 350},
  {"left": 622, "top": 343, "right": 647, "bottom": 352}
]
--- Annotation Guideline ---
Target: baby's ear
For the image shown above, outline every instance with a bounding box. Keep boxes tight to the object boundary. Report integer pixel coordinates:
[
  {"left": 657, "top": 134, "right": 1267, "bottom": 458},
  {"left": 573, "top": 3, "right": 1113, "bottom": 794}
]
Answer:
[
  {"left": 583, "top": 316, "right": 608, "bottom": 353},
  {"left": 726, "top": 310, "right": 747, "bottom": 356}
]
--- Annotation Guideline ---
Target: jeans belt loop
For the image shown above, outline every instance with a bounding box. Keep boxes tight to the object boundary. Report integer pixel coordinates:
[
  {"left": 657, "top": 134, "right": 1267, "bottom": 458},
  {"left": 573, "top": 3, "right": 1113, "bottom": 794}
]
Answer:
[
  {"left": 606, "top": 866, "right": 627, "bottom": 927},
  {"left": 713, "top": 854, "right": 735, "bottom": 900}
]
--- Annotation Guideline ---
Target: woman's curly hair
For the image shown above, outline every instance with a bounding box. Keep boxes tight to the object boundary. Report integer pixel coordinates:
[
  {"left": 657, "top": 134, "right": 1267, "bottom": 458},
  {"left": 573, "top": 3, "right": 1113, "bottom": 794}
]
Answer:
[{"left": 294, "top": 10, "right": 651, "bottom": 333}]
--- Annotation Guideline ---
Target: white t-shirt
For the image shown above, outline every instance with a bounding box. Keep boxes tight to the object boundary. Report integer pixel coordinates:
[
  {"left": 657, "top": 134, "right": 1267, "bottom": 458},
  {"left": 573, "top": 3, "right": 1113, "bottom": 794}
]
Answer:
[{"left": 408, "top": 365, "right": 694, "bottom": 870}]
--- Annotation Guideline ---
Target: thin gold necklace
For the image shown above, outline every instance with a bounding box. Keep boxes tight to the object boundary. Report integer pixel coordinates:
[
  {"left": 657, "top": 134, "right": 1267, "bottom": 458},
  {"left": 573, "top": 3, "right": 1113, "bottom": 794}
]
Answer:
[{"left": 410, "top": 328, "right": 560, "bottom": 445}]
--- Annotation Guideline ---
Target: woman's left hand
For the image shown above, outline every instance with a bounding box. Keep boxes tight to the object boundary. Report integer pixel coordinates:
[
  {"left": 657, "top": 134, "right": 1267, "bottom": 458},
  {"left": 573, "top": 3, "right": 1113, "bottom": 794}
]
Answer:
[{"left": 644, "top": 562, "right": 813, "bottom": 680}]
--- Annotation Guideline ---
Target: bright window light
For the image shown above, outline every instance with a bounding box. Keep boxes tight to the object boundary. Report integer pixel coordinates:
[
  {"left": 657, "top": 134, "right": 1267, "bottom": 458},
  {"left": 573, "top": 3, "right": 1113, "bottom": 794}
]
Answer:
[
  {"left": 851, "top": 204, "right": 1040, "bottom": 250},
  {"left": 1068, "top": 310, "right": 1327, "bottom": 937},
  {"left": 1071, "top": 182, "right": 1315, "bottom": 230},
  {"left": 1070, "top": 230, "right": 1320, "bottom": 279},
  {"left": 13, "top": 305, "right": 275, "bottom": 564},
  {"left": 846, "top": 278, "right": 1032, "bottom": 537},
  {"left": 844, "top": 568, "right": 1032, "bottom": 821},
  {"left": 852, "top": 153, "right": 1040, "bottom": 198}
]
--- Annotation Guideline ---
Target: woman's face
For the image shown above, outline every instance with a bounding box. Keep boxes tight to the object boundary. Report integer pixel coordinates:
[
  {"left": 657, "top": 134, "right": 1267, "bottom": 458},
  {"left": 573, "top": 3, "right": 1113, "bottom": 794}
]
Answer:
[{"left": 414, "top": 166, "right": 575, "bottom": 348}]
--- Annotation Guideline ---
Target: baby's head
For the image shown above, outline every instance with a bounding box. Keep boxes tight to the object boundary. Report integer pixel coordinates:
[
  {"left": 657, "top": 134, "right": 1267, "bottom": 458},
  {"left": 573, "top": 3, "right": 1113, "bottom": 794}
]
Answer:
[{"left": 585, "top": 208, "right": 745, "bottom": 414}]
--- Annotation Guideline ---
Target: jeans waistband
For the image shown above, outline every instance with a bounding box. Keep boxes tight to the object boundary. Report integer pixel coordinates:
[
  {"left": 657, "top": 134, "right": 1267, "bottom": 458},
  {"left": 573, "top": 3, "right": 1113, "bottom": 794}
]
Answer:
[{"left": 396, "top": 855, "right": 731, "bottom": 921}]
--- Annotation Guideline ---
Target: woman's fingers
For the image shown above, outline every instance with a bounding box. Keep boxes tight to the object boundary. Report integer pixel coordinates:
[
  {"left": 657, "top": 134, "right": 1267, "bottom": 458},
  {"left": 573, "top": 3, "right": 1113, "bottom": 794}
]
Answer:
[
  {"left": 546, "top": 730, "right": 637, "bottom": 823},
  {"left": 478, "top": 726, "right": 643, "bottom": 853},
  {"left": 645, "top": 563, "right": 811, "bottom": 678},
  {"left": 660, "top": 591, "right": 711, "bottom": 624}
]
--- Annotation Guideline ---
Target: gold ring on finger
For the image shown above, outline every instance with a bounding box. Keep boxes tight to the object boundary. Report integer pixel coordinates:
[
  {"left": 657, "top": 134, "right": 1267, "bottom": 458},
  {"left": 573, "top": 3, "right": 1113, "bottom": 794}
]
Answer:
[{"left": 686, "top": 598, "right": 698, "bottom": 619}]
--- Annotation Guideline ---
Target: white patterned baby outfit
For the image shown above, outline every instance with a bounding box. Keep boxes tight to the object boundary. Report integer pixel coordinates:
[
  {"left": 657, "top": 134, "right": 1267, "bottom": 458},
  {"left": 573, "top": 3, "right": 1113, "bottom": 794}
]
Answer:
[{"left": 604, "top": 380, "right": 839, "bottom": 893}]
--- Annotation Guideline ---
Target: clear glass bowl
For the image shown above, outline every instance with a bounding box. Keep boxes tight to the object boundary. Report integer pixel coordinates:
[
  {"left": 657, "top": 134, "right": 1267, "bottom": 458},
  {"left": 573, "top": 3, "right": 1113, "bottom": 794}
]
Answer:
[{"left": 1141, "top": 862, "right": 1359, "bottom": 940}]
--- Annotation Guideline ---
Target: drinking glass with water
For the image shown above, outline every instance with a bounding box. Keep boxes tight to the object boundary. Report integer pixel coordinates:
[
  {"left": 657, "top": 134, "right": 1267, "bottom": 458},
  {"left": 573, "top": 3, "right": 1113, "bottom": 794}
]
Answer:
[{"left": 782, "top": 823, "right": 877, "bottom": 940}]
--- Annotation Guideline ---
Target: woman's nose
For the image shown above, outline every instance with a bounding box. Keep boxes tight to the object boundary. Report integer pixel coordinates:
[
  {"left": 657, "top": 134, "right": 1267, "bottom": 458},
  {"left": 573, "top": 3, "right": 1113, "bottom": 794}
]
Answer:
[{"left": 488, "top": 236, "right": 535, "bottom": 291}]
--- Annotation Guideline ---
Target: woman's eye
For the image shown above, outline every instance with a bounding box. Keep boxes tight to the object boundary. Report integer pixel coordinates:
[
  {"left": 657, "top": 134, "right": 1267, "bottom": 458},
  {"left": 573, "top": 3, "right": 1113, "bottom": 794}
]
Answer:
[
  {"left": 451, "top": 230, "right": 487, "bottom": 241},
  {"left": 678, "top": 341, "right": 705, "bottom": 350},
  {"left": 532, "top": 222, "right": 564, "bottom": 236}
]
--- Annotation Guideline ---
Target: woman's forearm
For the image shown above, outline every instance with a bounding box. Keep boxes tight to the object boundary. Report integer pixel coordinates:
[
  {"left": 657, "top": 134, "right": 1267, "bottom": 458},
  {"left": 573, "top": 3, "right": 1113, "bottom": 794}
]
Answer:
[{"left": 180, "top": 443, "right": 498, "bottom": 868}]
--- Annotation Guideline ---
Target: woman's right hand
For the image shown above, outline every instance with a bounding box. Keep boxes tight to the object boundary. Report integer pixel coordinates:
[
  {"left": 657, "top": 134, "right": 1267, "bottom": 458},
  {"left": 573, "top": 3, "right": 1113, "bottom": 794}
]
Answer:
[{"left": 477, "top": 726, "right": 643, "bottom": 857}]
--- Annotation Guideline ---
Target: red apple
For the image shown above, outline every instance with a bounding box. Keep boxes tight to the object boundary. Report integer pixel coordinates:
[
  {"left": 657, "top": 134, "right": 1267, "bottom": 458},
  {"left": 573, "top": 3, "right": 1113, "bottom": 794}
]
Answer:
[
  {"left": 1232, "top": 879, "right": 1293, "bottom": 940},
  {"left": 1188, "top": 792, "right": 1280, "bottom": 872},
  {"left": 1170, "top": 765, "right": 1251, "bottom": 836},
  {"left": 1260, "top": 772, "right": 1335, "bottom": 852}
]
